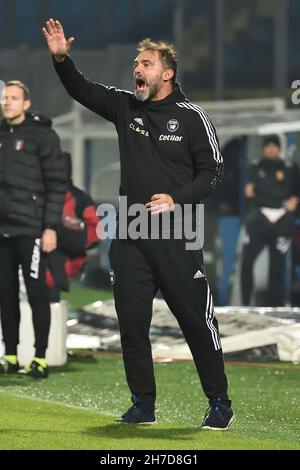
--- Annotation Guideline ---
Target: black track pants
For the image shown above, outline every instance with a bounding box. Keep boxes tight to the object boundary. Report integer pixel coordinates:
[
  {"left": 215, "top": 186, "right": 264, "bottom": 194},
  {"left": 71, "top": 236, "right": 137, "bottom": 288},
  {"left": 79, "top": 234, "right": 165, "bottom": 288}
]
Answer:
[
  {"left": 0, "top": 236, "right": 50, "bottom": 358},
  {"left": 241, "top": 212, "right": 293, "bottom": 306},
  {"left": 109, "top": 238, "right": 229, "bottom": 410}
]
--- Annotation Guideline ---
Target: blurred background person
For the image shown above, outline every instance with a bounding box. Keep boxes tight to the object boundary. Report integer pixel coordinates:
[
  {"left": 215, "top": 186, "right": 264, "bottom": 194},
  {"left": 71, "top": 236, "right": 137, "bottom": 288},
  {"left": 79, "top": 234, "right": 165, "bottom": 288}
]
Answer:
[
  {"left": 241, "top": 135, "right": 300, "bottom": 306},
  {"left": 0, "top": 81, "right": 66, "bottom": 378},
  {"left": 46, "top": 151, "right": 101, "bottom": 302}
]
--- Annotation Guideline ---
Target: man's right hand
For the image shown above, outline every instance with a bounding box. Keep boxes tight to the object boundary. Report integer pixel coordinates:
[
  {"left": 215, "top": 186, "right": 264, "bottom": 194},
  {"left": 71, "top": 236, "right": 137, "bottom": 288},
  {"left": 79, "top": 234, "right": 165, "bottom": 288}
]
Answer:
[{"left": 42, "top": 18, "right": 75, "bottom": 63}]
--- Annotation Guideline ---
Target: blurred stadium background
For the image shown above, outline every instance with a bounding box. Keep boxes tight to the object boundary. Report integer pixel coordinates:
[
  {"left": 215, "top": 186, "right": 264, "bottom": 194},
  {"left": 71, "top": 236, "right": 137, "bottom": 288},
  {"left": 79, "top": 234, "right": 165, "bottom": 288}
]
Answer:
[{"left": 0, "top": 0, "right": 300, "bottom": 450}]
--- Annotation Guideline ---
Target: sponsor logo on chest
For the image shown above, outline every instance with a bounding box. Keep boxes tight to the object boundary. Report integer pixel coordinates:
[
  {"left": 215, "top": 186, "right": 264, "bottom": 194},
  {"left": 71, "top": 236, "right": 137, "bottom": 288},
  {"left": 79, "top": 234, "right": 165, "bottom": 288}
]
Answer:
[
  {"left": 129, "top": 117, "right": 183, "bottom": 142},
  {"left": 167, "top": 119, "right": 179, "bottom": 132},
  {"left": 159, "top": 134, "right": 183, "bottom": 142},
  {"left": 159, "top": 118, "right": 183, "bottom": 142},
  {"left": 15, "top": 140, "right": 25, "bottom": 151},
  {"left": 129, "top": 121, "right": 149, "bottom": 137}
]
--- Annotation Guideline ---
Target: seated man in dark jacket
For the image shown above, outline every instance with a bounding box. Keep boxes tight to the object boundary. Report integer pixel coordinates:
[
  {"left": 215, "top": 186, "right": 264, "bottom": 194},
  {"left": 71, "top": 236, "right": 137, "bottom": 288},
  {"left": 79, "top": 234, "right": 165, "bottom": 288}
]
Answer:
[
  {"left": 46, "top": 151, "right": 101, "bottom": 302},
  {"left": 0, "top": 80, "right": 67, "bottom": 378},
  {"left": 241, "top": 135, "right": 300, "bottom": 306}
]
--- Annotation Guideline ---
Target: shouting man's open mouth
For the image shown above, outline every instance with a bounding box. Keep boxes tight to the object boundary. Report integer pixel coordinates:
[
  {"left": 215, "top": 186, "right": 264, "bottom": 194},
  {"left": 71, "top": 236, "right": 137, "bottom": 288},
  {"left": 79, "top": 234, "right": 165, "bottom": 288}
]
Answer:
[
  {"left": 135, "top": 76, "right": 147, "bottom": 91},
  {"left": 133, "top": 70, "right": 161, "bottom": 102},
  {"left": 134, "top": 75, "right": 151, "bottom": 101}
]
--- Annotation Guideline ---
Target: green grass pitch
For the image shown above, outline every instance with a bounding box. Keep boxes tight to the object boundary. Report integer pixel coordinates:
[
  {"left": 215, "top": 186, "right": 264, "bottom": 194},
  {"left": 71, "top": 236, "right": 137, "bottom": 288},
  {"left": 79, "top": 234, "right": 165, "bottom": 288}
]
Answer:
[{"left": 0, "top": 353, "right": 299, "bottom": 450}]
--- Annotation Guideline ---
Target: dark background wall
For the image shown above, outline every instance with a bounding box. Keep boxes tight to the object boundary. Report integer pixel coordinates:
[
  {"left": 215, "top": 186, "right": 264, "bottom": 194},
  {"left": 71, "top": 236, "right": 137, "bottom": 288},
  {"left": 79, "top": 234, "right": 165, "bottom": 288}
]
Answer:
[{"left": 0, "top": 0, "right": 299, "bottom": 116}]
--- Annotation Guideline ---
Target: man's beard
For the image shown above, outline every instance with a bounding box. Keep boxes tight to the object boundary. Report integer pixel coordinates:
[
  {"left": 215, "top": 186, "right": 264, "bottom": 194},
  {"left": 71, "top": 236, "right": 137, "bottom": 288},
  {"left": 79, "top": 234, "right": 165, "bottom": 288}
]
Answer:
[{"left": 134, "top": 80, "right": 160, "bottom": 102}]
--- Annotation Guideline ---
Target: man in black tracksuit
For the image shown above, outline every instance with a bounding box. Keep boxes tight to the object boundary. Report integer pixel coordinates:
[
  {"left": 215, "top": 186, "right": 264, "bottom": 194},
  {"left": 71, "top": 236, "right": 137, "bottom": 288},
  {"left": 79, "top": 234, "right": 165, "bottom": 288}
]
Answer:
[
  {"left": 0, "top": 80, "right": 67, "bottom": 378},
  {"left": 43, "top": 19, "right": 234, "bottom": 430},
  {"left": 241, "top": 135, "right": 299, "bottom": 306}
]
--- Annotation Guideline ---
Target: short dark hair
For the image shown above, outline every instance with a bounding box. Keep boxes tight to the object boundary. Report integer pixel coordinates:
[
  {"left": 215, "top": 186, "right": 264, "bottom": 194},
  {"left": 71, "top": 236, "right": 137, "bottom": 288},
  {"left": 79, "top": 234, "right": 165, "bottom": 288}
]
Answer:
[
  {"left": 5, "top": 80, "right": 30, "bottom": 100},
  {"left": 263, "top": 135, "right": 281, "bottom": 149},
  {"left": 137, "top": 38, "right": 177, "bottom": 84}
]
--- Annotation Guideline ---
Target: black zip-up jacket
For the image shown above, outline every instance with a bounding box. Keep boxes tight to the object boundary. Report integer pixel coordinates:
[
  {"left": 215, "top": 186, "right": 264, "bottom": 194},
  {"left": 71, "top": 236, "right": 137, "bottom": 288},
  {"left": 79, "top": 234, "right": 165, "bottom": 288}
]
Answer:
[
  {"left": 247, "top": 157, "right": 300, "bottom": 209},
  {"left": 54, "top": 55, "right": 223, "bottom": 209},
  {"left": 0, "top": 112, "right": 67, "bottom": 238}
]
